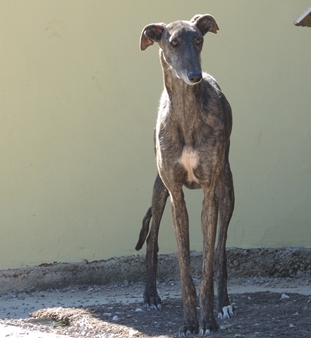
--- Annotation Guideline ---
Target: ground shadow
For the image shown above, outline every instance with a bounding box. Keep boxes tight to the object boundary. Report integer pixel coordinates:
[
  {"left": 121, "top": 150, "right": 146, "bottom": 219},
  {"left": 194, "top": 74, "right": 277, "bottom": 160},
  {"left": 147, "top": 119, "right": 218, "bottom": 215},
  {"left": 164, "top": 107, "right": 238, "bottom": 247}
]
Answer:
[{"left": 31, "top": 292, "right": 311, "bottom": 337}]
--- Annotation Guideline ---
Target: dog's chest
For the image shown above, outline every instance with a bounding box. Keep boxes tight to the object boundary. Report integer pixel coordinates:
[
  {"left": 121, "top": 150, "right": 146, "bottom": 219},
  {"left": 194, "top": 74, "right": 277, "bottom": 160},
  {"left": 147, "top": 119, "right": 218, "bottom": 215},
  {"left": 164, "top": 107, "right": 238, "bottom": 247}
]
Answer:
[{"left": 178, "top": 147, "right": 199, "bottom": 183}]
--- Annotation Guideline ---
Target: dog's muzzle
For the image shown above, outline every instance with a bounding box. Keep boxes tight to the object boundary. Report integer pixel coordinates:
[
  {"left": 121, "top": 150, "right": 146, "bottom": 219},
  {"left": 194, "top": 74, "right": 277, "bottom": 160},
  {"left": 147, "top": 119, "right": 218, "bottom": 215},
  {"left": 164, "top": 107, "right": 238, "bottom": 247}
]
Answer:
[{"left": 187, "top": 71, "right": 202, "bottom": 84}]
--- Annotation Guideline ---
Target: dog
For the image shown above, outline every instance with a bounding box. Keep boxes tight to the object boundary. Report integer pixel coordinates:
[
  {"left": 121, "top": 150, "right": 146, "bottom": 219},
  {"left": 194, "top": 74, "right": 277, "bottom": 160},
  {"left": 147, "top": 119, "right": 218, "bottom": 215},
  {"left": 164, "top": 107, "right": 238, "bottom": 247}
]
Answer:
[{"left": 135, "top": 14, "right": 235, "bottom": 335}]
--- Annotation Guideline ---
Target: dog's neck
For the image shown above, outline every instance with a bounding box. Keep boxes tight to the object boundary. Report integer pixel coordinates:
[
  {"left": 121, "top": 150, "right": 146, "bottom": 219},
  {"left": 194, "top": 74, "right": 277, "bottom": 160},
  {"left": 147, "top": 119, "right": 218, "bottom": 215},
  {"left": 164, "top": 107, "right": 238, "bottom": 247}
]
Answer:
[
  {"left": 159, "top": 50, "right": 203, "bottom": 146},
  {"left": 159, "top": 50, "right": 201, "bottom": 111}
]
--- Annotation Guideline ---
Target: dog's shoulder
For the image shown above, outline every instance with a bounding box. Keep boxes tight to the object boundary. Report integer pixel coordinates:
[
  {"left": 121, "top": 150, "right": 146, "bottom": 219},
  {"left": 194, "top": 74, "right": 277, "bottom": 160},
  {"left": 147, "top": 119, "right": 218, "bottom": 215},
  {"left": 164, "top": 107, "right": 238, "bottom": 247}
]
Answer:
[
  {"left": 201, "top": 72, "right": 231, "bottom": 119},
  {"left": 201, "top": 72, "right": 224, "bottom": 103},
  {"left": 202, "top": 72, "right": 222, "bottom": 92}
]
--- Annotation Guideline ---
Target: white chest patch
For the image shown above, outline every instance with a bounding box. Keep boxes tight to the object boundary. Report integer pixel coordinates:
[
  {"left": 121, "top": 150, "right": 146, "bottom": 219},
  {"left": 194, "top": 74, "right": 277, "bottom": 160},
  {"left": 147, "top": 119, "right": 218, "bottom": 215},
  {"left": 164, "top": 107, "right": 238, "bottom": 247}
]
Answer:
[{"left": 179, "top": 148, "right": 199, "bottom": 183}]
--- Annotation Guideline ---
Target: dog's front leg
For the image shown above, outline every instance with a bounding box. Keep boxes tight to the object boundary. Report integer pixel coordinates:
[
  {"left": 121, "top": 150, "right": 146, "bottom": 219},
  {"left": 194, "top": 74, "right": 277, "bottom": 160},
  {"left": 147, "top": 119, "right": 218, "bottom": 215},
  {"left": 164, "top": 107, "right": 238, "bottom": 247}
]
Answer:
[
  {"left": 199, "top": 189, "right": 219, "bottom": 335},
  {"left": 170, "top": 189, "right": 198, "bottom": 335}
]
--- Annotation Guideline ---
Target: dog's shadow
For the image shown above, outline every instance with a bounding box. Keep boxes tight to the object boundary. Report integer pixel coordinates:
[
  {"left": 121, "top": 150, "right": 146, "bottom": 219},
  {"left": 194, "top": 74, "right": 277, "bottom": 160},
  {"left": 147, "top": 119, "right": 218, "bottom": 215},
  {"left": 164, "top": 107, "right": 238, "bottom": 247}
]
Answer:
[{"left": 30, "top": 292, "right": 311, "bottom": 337}]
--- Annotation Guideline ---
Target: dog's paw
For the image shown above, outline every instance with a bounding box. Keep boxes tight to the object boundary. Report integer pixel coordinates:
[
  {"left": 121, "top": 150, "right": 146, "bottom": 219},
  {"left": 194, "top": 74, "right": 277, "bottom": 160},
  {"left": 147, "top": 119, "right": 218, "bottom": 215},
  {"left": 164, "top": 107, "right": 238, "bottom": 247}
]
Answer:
[
  {"left": 178, "top": 321, "right": 199, "bottom": 336},
  {"left": 198, "top": 318, "right": 219, "bottom": 336},
  {"left": 217, "top": 304, "right": 234, "bottom": 319},
  {"left": 199, "top": 328, "right": 211, "bottom": 336},
  {"left": 143, "top": 295, "right": 162, "bottom": 310}
]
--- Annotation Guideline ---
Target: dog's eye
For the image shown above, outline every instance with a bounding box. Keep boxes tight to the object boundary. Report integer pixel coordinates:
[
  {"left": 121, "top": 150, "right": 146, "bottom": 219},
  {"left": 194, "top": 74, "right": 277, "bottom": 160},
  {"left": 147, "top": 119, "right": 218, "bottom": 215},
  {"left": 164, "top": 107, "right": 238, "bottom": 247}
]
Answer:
[
  {"left": 195, "top": 38, "right": 203, "bottom": 45},
  {"left": 170, "top": 38, "right": 179, "bottom": 46}
]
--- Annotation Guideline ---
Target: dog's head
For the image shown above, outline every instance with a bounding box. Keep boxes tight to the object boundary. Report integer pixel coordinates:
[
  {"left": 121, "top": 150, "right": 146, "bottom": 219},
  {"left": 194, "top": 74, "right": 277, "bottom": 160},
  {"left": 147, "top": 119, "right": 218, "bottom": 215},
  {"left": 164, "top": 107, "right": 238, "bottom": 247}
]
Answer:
[{"left": 140, "top": 14, "right": 219, "bottom": 85}]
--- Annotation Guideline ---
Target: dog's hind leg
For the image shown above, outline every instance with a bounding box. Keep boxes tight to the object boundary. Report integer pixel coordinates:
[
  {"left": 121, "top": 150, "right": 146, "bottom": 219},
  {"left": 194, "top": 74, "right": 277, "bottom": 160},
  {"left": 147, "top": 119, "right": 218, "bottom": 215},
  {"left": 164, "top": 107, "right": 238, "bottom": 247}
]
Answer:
[
  {"left": 215, "top": 161, "right": 235, "bottom": 319},
  {"left": 135, "top": 173, "right": 169, "bottom": 309}
]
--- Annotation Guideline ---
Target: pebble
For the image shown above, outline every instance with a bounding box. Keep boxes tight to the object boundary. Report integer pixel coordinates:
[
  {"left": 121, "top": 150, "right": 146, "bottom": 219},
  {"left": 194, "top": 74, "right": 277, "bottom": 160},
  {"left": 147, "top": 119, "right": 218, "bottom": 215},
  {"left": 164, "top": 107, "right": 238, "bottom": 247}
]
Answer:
[
  {"left": 280, "top": 293, "right": 290, "bottom": 300},
  {"left": 0, "top": 277, "right": 310, "bottom": 337}
]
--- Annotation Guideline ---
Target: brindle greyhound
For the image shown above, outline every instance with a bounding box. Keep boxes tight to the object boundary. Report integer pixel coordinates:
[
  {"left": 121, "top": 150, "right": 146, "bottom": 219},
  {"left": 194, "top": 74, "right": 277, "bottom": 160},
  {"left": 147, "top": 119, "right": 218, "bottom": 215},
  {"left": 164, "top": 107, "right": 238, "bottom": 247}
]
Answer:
[{"left": 135, "top": 14, "right": 235, "bottom": 335}]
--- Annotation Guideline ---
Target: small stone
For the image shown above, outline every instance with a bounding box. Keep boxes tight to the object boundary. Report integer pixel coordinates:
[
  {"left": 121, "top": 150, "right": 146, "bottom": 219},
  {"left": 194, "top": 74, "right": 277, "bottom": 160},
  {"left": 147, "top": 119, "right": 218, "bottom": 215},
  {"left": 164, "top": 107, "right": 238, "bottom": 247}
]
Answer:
[
  {"left": 233, "top": 260, "right": 239, "bottom": 267},
  {"left": 281, "top": 294, "right": 290, "bottom": 300},
  {"left": 129, "top": 328, "right": 138, "bottom": 336}
]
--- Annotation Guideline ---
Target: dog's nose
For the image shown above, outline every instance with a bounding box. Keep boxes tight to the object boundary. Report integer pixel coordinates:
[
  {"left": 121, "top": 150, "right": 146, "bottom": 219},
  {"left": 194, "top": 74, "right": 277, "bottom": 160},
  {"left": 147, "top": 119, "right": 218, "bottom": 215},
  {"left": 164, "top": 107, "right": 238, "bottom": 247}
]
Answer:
[{"left": 188, "top": 71, "right": 202, "bottom": 83}]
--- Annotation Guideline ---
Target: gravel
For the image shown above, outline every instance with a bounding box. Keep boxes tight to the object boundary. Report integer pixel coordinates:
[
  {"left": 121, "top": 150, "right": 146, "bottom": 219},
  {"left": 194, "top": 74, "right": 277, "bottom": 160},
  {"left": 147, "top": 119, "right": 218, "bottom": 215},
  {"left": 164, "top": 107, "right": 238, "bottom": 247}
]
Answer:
[{"left": 1, "top": 276, "right": 311, "bottom": 337}]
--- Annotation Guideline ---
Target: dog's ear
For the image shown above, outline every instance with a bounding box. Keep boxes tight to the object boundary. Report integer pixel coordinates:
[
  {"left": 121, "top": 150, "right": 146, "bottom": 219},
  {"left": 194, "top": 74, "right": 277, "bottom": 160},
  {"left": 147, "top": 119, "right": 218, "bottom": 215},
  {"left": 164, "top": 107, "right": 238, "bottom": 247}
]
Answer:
[
  {"left": 191, "top": 14, "right": 219, "bottom": 35},
  {"left": 140, "top": 23, "right": 166, "bottom": 51}
]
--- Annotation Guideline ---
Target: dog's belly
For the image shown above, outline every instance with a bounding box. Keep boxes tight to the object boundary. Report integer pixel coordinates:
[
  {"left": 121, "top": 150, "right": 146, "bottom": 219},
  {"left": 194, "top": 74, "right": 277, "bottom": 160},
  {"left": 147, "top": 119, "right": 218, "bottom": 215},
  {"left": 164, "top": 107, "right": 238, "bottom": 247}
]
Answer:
[{"left": 179, "top": 147, "right": 200, "bottom": 184}]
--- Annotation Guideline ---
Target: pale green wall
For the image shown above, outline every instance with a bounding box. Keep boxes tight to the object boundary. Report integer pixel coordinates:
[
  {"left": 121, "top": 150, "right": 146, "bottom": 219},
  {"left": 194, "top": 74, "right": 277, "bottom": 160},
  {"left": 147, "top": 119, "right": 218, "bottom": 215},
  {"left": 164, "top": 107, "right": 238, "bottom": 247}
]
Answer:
[{"left": 0, "top": 1, "right": 310, "bottom": 270}]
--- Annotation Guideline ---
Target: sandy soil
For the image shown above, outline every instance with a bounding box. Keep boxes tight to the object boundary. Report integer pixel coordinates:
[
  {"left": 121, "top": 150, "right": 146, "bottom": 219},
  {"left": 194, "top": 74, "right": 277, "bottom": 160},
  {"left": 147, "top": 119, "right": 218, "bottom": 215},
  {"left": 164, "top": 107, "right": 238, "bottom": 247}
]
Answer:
[{"left": 1, "top": 276, "right": 310, "bottom": 337}]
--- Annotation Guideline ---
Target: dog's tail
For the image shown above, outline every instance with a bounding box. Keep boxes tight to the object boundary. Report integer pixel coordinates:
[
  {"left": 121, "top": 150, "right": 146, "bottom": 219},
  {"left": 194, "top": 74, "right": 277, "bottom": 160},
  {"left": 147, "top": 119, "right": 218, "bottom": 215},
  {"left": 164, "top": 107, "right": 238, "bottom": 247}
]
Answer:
[{"left": 135, "top": 207, "right": 152, "bottom": 251}]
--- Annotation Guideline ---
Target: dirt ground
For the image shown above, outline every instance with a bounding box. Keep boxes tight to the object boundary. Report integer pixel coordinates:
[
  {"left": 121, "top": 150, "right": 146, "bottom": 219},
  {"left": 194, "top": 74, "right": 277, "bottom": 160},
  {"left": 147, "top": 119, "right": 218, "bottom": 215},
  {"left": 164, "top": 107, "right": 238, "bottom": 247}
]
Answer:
[
  {"left": 30, "top": 291, "right": 311, "bottom": 338},
  {"left": 1, "top": 276, "right": 311, "bottom": 338},
  {"left": 1, "top": 249, "right": 311, "bottom": 337}
]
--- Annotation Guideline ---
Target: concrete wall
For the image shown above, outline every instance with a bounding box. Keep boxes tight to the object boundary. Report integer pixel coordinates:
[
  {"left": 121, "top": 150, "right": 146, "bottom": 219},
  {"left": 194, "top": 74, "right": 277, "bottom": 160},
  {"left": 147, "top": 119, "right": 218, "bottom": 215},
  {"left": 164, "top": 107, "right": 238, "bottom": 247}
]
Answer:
[{"left": 0, "top": 0, "right": 310, "bottom": 270}]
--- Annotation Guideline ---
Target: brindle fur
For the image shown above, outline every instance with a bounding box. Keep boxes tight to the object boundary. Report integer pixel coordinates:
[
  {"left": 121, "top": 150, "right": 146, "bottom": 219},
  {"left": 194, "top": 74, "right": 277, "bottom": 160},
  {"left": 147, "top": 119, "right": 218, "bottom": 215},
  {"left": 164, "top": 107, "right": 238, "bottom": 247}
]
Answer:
[{"left": 135, "top": 14, "right": 235, "bottom": 335}]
